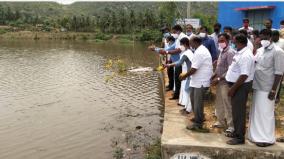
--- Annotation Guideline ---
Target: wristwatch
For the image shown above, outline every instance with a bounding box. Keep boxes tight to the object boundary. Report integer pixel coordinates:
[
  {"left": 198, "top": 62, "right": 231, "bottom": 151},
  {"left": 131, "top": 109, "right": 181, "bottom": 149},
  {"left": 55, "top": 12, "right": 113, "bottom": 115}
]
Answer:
[
  {"left": 217, "top": 77, "right": 220, "bottom": 81},
  {"left": 270, "top": 90, "right": 276, "bottom": 93},
  {"left": 166, "top": 51, "right": 169, "bottom": 54}
]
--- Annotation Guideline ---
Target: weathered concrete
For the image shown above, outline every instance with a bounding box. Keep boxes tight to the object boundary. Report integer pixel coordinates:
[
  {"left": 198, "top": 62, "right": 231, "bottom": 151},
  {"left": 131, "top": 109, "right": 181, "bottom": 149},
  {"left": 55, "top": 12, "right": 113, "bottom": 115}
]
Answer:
[{"left": 161, "top": 86, "right": 284, "bottom": 159}]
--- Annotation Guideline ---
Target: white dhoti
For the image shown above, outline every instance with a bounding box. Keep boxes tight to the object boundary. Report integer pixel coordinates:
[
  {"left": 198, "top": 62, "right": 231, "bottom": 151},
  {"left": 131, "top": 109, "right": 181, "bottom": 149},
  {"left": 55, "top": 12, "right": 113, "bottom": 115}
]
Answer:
[
  {"left": 184, "top": 78, "right": 192, "bottom": 112},
  {"left": 179, "top": 62, "right": 189, "bottom": 106},
  {"left": 248, "top": 90, "right": 276, "bottom": 144}
]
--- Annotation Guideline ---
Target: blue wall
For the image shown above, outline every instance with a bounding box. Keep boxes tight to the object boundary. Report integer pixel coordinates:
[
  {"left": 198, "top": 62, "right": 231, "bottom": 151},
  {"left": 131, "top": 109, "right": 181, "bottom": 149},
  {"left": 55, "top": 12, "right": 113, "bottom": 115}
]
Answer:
[{"left": 218, "top": 2, "right": 284, "bottom": 30}]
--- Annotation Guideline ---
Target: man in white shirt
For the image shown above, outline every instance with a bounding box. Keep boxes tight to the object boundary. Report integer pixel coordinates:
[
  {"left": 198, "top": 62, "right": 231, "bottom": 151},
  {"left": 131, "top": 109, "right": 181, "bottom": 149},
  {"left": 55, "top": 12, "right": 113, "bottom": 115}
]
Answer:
[
  {"left": 225, "top": 34, "right": 255, "bottom": 145},
  {"left": 272, "top": 30, "right": 284, "bottom": 104},
  {"left": 239, "top": 29, "right": 254, "bottom": 52},
  {"left": 180, "top": 37, "right": 213, "bottom": 131},
  {"left": 239, "top": 18, "right": 253, "bottom": 35},
  {"left": 248, "top": 29, "right": 284, "bottom": 147},
  {"left": 160, "top": 25, "right": 187, "bottom": 100},
  {"left": 272, "top": 30, "right": 284, "bottom": 51}
]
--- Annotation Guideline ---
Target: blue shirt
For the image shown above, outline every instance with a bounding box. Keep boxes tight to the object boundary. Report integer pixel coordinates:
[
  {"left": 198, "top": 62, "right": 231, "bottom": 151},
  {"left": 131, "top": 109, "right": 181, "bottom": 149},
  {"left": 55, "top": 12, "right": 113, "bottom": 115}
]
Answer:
[
  {"left": 167, "top": 42, "right": 180, "bottom": 62},
  {"left": 155, "top": 42, "right": 179, "bottom": 62},
  {"left": 202, "top": 37, "right": 217, "bottom": 61}
]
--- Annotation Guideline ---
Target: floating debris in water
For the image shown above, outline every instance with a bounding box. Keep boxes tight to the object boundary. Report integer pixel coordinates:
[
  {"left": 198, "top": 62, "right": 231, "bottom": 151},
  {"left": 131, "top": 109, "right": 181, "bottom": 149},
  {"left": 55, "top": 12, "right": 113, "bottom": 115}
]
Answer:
[
  {"left": 104, "top": 73, "right": 115, "bottom": 83},
  {"left": 104, "top": 59, "right": 127, "bottom": 73},
  {"left": 128, "top": 67, "right": 153, "bottom": 73}
]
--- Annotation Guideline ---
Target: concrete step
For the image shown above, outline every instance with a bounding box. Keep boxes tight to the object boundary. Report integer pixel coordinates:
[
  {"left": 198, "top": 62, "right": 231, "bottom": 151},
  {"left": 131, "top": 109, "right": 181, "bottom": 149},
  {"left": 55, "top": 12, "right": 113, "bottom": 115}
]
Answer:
[{"left": 161, "top": 91, "right": 284, "bottom": 159}]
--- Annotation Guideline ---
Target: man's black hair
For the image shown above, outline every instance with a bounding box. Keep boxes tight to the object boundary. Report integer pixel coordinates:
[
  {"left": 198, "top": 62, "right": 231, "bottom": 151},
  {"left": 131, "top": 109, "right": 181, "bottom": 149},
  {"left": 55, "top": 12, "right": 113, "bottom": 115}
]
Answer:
[
  {"left": 231, "top": 29, "right": 240, "bottom": 37},
  {"left": 266, "top": 18, "right": 273, "bottom": 24},
  {"left": 280, "top": 20, "right": 284, "bottom": 25},
  {"left": 235, "top": 34, "right": 248, "bottom": 45},
  {"left": 218, "top": 33, "right": 230, "bottom": 41},
  {"left": 239, "top": 29, "right": 248, "bottom": 37},
  {"left": 223, "top": 26, "right": 233, "bottom": 32},
  {"left": 243, "top": 18, "right": 249, "bottom": 23},
  {"left": 271, "top": 30, "right": 280, "bottom": 37},
  {"left": 260, "top": 29, "right": 272, "bottom": 37},
  {"left": 200, "top": 26, "right": 208, "bottom": 33},
  {"left": 192, "top": 36, "right": 202, "bottom": 45},
  {"left": 166, "top": 35, "right": 176, "bottom": 42},
  {"left": 252, "top": 30, "right": 259, "bottom": 37},
  {"left": 214, "top": 23, "right": 222, "bottom": 28},
  {"left": 180, "top": 37, "right": 190, "bottom": 46},
  {"left": 172, "top": 25, "right": 183, "bottom": 32}
]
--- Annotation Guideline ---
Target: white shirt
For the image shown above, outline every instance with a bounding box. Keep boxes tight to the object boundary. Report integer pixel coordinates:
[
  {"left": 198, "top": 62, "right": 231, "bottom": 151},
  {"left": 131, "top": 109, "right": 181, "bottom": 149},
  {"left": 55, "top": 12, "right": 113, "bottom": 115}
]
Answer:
[
  {"left": 226, "top": 47, "right": 255, "bottom": 83},
  {"left": 247, "top": 38, "right": 254, "bottom": 52},
  {"left": 253, "top": 43, "right": 284, "bottom": 91},
  {"left": 275, "top": 38, "right": 284, "bottom": 51},
  {"left": 175, "top": 32, "right": 188, "bottom": 49},
  {"left": 190, "top": 45, "right": 213, "bottom": 88},
  {"left": 239, "top": 26, "right": 254, "bottom": 33}
]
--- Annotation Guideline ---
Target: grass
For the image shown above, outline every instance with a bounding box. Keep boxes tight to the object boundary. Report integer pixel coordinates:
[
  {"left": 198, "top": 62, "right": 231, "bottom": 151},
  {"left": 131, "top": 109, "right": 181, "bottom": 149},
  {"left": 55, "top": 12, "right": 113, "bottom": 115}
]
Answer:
[
  {"left": 145, "top": 139, "right": 161, "bottom": 159},
  {"left": 113, "top": 147, "right": 124, "bottom": 159},
  {"left": 0, "top": 28, "right": 7, "bottom": 34}
]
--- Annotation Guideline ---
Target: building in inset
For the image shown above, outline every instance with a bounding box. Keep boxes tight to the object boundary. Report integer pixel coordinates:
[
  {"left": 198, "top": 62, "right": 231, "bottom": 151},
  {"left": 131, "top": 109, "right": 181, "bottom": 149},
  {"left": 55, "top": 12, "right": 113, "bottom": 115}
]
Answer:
[{"left": 218, "top": 2, "right": 284, "bottom": 30}]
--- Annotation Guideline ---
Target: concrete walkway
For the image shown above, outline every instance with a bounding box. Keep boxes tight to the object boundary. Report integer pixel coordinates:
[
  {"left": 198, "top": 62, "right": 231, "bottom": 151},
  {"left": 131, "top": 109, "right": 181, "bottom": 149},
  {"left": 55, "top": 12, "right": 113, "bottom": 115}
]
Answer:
[{"left": 161, "top": 88, "right": 284, "bottom": 159}]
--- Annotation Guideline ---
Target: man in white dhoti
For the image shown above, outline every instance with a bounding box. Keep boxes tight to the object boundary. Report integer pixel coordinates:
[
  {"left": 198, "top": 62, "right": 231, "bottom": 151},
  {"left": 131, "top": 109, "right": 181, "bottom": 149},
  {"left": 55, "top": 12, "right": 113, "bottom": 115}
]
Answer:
[
  {"left": 165, "top": 37, "right": 194, "bottom": 114},
  {"left": 248, "top": 29, "right": 284, "bottom": 147}
]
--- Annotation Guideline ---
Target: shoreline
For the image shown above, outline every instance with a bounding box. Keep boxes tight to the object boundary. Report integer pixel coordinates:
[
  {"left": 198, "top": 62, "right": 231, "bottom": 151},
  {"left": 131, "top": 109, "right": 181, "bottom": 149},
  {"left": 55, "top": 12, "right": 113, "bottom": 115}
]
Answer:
[{"left": 0, "top": 31, "right": 137, "bottom": 44}]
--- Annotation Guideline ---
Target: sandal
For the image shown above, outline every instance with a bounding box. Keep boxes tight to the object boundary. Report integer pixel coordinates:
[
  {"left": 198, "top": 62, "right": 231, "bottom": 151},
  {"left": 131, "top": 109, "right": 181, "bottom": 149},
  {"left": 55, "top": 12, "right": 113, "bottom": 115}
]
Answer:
[
  {"left": 256, "top": 142, "right": 273, "bottom": 147},
  {"left": 277, "top": 137, "right": 284, "bottom": 142},
  {"left": 225, "top": 131, "right": 236, "bottom": 138}
]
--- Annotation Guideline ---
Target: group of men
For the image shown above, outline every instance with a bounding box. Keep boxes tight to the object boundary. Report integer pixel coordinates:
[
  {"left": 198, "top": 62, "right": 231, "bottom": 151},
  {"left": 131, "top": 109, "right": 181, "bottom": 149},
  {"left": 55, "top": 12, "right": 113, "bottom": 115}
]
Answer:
[{"left": 149, "top": 18, "right": 284, "bottom": 147}]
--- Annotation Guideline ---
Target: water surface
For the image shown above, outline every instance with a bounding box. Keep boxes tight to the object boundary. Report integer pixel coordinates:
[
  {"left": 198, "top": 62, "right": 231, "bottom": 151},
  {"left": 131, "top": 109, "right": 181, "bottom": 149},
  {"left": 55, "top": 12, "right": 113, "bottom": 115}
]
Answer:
[{"left": 0, "top": 40, "right": 163, "bottom": 159}]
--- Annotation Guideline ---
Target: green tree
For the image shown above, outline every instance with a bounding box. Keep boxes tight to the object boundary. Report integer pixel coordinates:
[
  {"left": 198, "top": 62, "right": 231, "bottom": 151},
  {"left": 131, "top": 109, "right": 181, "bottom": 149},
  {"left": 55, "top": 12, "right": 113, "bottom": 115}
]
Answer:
[
  {"left": 158, "top": 2, "right": 180, "bottom": 27},
  {"left": 129, "top": 9, "right": 135, "bottom": 32},
  {"left": 118, "top": 9, "right": 127, "bottom": 33}
]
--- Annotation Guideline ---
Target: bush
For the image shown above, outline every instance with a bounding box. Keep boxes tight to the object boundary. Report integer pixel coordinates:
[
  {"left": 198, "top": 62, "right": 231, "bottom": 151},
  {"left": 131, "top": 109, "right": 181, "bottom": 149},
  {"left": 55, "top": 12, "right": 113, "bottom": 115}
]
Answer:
[
  {"left": 192, "top": 13, "right": 217, "bottom": 34},
  {"left": 0, "top": 28, "right": 7, "bottom": 34},
  {"left": 138, "top": 29, "right": 161, "bottom": 42},
  {"left": 95, "top": 32, "right": 113, "bottom": 40},
  {"left": 116, "top": 34, "right": 134, "bottom": 44}
]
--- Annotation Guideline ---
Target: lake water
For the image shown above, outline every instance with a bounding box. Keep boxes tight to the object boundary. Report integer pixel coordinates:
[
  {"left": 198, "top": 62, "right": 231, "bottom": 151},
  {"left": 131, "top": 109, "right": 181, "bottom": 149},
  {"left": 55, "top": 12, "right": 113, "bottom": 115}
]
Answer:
[{"left": 0, "top": 40, "right": 164, "bottom": 159}]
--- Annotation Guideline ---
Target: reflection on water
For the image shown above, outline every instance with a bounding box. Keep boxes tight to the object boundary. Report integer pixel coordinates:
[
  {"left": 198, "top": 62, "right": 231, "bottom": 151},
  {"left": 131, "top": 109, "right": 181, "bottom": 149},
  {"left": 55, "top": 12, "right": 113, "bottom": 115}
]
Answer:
[{"left": 0, "top": 40, "right": 163, "bottom": 159}]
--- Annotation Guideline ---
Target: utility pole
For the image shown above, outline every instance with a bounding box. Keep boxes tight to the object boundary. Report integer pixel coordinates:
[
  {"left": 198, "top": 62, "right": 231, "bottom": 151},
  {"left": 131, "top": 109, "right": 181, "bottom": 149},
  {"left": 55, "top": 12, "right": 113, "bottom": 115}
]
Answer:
[{"left": 187, "top": 2, "right": 191, "bottom": 18}]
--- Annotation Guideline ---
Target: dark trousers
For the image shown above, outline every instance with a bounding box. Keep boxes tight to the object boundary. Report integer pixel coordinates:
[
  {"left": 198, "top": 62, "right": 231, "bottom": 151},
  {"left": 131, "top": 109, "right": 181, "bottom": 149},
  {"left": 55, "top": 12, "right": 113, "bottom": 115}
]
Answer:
[
  {"left": 173, "top": 66, "right": 182, "bottom": 98},
  {"left": 167, "top": 64, "right": 174, "bottom": 90},
  {"left": 230, "top": 82, "right": 251, "bottom": 141},
  {"left": 190, "top": 86, "right": 207, "bottom": 127},
  {"left": 276, "top": 77, "right": 283, "bottom": 102}
]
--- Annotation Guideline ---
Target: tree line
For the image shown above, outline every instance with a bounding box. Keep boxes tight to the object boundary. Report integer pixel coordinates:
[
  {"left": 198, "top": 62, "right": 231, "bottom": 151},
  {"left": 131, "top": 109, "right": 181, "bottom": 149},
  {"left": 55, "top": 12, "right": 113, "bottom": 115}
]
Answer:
[{"left": 0, "top": 2, "right": 217, "bottom": 35}]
